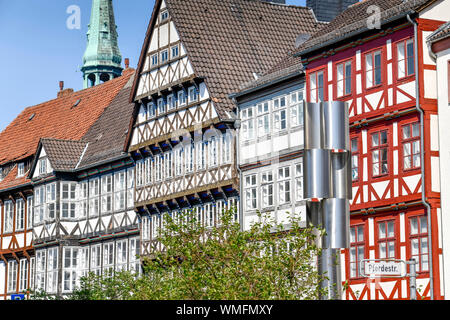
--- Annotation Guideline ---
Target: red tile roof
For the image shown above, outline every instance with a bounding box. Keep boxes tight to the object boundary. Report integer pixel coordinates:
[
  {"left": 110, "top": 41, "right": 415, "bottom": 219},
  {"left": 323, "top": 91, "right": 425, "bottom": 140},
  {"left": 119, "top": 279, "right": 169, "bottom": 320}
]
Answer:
[
  {"left": 0, "top": 69, "right": 135, "bottom": 191},
  {"left": 0, "top": 69, "right": 134, "bottom": 167}
]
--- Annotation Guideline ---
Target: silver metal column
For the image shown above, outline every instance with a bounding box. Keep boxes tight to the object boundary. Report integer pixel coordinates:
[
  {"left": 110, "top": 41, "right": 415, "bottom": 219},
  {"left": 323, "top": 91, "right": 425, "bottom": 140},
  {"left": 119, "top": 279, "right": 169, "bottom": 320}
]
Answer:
[{"left": 303, "top": 101, "right": 351, "bottom": 300}]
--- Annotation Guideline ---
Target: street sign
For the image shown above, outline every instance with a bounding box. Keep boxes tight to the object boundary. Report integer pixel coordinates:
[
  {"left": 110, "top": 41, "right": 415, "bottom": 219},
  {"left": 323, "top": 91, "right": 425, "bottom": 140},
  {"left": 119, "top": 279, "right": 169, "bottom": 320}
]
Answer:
[
  {"left": 11, "top": 294, "right": 25, "bottom": 300},
  {"left": 360, "top": 259, "right": 407, "bottom": 278}
]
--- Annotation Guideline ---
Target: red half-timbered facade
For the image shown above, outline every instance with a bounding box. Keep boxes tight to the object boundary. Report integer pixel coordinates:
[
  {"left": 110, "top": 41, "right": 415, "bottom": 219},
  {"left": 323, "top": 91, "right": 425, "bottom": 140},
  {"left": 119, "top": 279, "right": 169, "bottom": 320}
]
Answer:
[{"left": 298, "top": 0, "right": 448, "bottom": 300}]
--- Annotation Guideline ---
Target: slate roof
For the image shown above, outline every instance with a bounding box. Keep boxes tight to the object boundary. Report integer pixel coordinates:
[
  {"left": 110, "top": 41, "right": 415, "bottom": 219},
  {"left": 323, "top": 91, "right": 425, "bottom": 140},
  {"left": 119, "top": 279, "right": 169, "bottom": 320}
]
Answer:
[
  {"left": 133, "top": 0, "right": 324, "bottom": 119},
  {"left": 427, "top": 20, "right": 450, "bottom": 44},
  {"left": 296, "top": 0, "right": 436, "bottom": 56}
]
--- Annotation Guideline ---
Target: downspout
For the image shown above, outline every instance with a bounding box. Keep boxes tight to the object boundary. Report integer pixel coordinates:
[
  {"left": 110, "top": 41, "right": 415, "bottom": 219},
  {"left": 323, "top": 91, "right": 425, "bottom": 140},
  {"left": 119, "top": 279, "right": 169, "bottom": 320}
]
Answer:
[
  {"left": 407, "top": 13, "right": 435, "bottom": 300},
  {"left": 234, "top": 115, "right": 244, "bottom": 232}
]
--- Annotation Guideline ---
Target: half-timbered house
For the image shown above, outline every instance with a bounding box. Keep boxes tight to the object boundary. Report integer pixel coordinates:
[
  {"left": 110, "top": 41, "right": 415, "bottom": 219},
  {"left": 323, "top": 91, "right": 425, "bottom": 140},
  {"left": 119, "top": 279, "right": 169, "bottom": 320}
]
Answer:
[
  {"left": 427, "top": 20, "right": 450, "bottom": 299},
  {"left": 0, "top": 70, "right": 133, "bottom": 299},
  {"left": 128, "top": 0, "right": 322, "bottom": 256},
  {"left": 231, "top": 54, "right": 308, "bottom": 231},
  {"left": 28, "top": 68, "right": 138, "bottom": 297},
  {"left": 296, "top": 0, "right": 449, "bottom": 300}
]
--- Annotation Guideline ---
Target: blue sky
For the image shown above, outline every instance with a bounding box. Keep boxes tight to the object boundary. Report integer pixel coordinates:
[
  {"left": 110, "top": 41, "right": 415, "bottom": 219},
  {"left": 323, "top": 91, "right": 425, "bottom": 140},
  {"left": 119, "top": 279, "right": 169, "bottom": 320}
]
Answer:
[{"left": 0, "top": 0, "right": 306, "bottom": 132}]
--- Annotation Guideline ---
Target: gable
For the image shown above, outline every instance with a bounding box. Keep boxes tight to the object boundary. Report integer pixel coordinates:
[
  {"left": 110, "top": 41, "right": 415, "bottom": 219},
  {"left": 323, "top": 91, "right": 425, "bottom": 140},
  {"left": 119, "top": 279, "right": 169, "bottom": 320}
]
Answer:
[
  {"left": 135, "top": 0, "right": 195, "bottom": 100},
  {"left": 31, "top": 146, "right": 53, "bottom": 179}
]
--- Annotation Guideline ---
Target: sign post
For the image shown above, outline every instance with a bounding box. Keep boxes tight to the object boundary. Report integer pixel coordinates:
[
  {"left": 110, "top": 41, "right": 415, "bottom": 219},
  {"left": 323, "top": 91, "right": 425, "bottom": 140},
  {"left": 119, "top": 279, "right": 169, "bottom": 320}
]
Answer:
[{"left": 360, "top": 259, "right": 418, "bottom": 300}]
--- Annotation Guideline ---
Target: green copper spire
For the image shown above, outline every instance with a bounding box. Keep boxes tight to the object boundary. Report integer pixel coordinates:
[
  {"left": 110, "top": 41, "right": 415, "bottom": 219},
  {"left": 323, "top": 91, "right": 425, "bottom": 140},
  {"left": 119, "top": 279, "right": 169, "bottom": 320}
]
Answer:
[{"left": 82, "top": 0, "right": 123, "bottom": 88}]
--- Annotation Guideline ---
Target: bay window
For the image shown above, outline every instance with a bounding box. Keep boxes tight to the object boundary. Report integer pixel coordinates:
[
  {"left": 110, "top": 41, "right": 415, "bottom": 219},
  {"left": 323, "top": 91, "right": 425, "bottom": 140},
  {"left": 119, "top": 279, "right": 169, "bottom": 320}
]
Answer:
[
  {"left": 91, "top": 245, "right": 102, "bottom": 276},
  {"left": 77, "top": 182, "right": 88, "bottom": 218},
  {"left": 273, "top": 96, "right": 287, "bottom": 132},
  {"left": 89, "top": 178, "right": 100, "bottom": 218},
  {"left": 114, "top": 171, "right": 126, "bottom": 211},
  {"left": 101, "top": 175, "right": 113, "bottom": 214},
  {"left": 257, "top": 102, "right": 270, "bottom": 137},
  {"left": 35, "top": 250, "right": 46, "bottom": 291},
  {"left": 61, "top": 182, "right": 77, "bottom": 218},
  {"left": 241, "top": 107, "right": 255, "bottom": 141},
  {"left": 63, "top": 247, "right": 78, "bottom": 292},
  {"left": 103, "top": 242, "right": 115, "bottom": 275},
  {"left": 127, "top": 167, "right": 134, "bottom": 209},
  {"left": 46, "top": 247, "right": 58, "bottom": 293},
  {"left": 290, "top": 91, "right": 304, "bottom": 127},
  {"left": 116, "top": 240, "right": 128, "bottom": 272}
]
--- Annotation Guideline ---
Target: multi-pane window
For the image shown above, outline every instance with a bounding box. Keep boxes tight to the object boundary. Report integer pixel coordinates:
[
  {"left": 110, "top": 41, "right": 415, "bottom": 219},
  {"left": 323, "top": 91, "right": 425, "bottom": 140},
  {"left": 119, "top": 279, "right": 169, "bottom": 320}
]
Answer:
[
  {"left": 47, "top": 247, "right": 58, "bottom": 293},
  {"left": 63, "top": 247, "right": 78, "bottom": 292},
  {"left": 114, "top": 171, "right": 126, "bottom": 211},
  {"left": 174, "top": 146, "right": 184, "bottom": 176},
  {"left": 91, "top": 245, "right": 102, "bottom": 276},
  {"left": 148, "top": 101, "right": 157, "bottom": 118},
  {"left": 157, "top": 98, "right": 166, "bottom": 115},
  {"left": 397, "top": 39, "right": 414, "bottom": 78},
  {"left": 142, "top": 216, "right": 151, "bottom": 241},
  {"left": 188, "top": 87, "right": 198, "bottom": 104},
  {"left": 402, "top": 122, "right": 420, "bottom": 170},
  {"left": 19, "top": 259, "right": 28, "bottom": 292},
  {"left": 4, "top": 201, "right": 13, "bottom": 233},
  {"left": 222, "top": 133, "right": 232, "bottom": 164},
  {"left": 160, "top": 10, "right": 169, "bottom": 21},
  {"left": 29, "top": 257, "right": 35, "bottom": 291},
  {"left": 378, "top": 220, "right": 396, "bottom": 259},
  {"left": 16, "top": 199, "right": 25, "bottom": 231},
  {"left": 365, "top": 50, "right": 382, "bottom": 88},
  {"left": 245, "top": 174, "right": 257, "bottom": 211},
  {"left": 46, "top": 183, "right": 56, "bottom": 220},
  {"left": 178, "top": 90, "right": 186, "bottom": 107},
  {"left": 171, "top": 45, "right": 179, "bottom": 59},
  {"left": 310, "top": 70, "right": 324, "bottom": 103},
  {"left": 337, "top": 60, "right": 352, "bottom": 97},
  {"left": 350, "top": 225, "right": 365, "bottom": 278},
  {"left": 89, "top": 178, "right": 100, "bottom": 218},
  {"left": 103, "top": 243, "right": 115, "bottom": 275},
  {"left": 151, "top": 54, "right": 158, "bottom": 67},
  {"left": 371, "top": 130, "right": 388, "bottom": 177},
  {"left": 295, "top": 163, "right": 303, "bottom": 202},
  {"left": 290, "top": 91, "right": 304, "bottom": 127},
  {"left": 410, "top": 216, "right": 429, "bottom": 272},
  {"left": 273, "top": 96, "right": 287, "bottom": 131},
  {"left": 351, "top": 138, "right": 359, "bottom": 181},
  {"left": 17, "top": 162, "right": 25, "bottom": 177},
  {"left": 7, "top": 260, "right": 18, "bottom": 293},
  {"left": 129, "top": 238, "right": 141, "bottom": 274},
  {"left": 167, "top": 94, "right": 176, "bottom": 111},
  {"left": 185, "top": 143, "right": 194, "bottom": 173},
  {"left": 241, "top": 107, "right": 255, "bottom": 141},
  {"left": 208, "top": 136, "right": 219, "bottom": 168},
  {"left": 61, "top": 182, "right": 77, "bottom": 218},
  {"left": 196, "top": 140, "right": 206, "bottom": 170},
  {"left": 116, "top": 240, "right": 128, "bottom": 272},
  {"left": 127, "top": 167, "right": 135, "bottom": 209},
  {"left": 160, "top": 50, "right": 168, "bottom": 64},
  {"left": 35, "top": 250, "right": 46, "bottom": 291},
  {"left": 261, "top": 171, "right": 274, "bottom": 207},
  {"left": 101, "top": 175, "right": 113, "bottom": 214},
  {"left": 79, "top": 248, "right": 89, "bottom": 279},
  {"left": 39, "top": 158, "right": 47, "bottom": 175},
  {"left": 78, "top": 182, "right": 88, "bottom": 218},
  {"left": 27, "top": 196, "right": 33, "bottom": 229},
  {"left": 257, "top": 102, "right": 270, "bottom": 137},
  {"left": 278, "top": 167, "right": 291, "bottom": 205}
]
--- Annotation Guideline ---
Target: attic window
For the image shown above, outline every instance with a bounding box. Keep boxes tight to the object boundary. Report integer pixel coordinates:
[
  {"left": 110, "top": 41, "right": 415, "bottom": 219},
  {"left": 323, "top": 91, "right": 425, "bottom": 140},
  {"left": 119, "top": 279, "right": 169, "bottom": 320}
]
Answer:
[
  {"left": 28, "top": 113, "right": 36, "bottom": 121},
  {"left": 0, "top": 167, "right": 3, "bottom": 181},
  {"left": 161, "top": 10, "right": 169, "bottom": 22},
  {"left": 17, "top": 162, "right": 25, "bottom": 177},
  {"left": 72, "top": 99, "right": 82, "bottom": 109}
]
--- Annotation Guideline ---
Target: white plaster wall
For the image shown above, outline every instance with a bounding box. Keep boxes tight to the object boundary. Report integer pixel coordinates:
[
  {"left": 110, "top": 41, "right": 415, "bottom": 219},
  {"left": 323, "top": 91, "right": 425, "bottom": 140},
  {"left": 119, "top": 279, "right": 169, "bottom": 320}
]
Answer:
[
  {"left": 436, "top": 47, "right": 450, "bottom": 299},
  {"left": 419, "top": 0, "right": 450, "bottom": 23}
]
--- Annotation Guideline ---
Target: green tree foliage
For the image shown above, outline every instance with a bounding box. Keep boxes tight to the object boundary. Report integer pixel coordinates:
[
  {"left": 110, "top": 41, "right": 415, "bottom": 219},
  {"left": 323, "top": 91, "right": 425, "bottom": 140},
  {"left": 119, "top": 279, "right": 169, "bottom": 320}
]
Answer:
[{"left": 70, "top": 207, "right": 325, "bottom": 300}]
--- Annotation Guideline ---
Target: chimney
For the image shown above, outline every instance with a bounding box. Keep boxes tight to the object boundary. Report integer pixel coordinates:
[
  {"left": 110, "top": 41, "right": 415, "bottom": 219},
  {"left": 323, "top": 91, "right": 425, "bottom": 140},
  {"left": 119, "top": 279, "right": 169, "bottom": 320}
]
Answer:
[
  {"left": 57, "top": 81, "right": 74, "bottom": 98},
  {"left": 125, "top": 58, "right": 130, "bottom": 69}
]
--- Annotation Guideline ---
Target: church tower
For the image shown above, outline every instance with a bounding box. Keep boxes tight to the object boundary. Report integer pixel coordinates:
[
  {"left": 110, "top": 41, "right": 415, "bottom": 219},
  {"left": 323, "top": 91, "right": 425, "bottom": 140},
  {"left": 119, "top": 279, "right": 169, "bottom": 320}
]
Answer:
[{"left": 82, "top": 0, "right": 123, "bottom": 88}]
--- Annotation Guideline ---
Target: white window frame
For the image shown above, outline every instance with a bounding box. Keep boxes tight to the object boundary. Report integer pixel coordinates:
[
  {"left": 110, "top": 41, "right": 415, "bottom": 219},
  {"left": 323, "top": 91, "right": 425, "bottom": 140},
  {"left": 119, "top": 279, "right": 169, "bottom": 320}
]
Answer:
[
  {"left": 114, "top": 171, "right": 126, "bottom": 212},
  {"left": 257, "top": 102, "right": 270, "bottom": 137},
  {"left": 4, "top": 201, "right": 13, "bottom": 233},
  {"left": 151, "top": 53, "right": 158, "bottom": 67},
  {"left": 290, "top": 90, "right": 304, "bottom": 128},
  {"left": 241, "top": 107, "right": 255, "bottom": 141},
  {"left": 178, "top": 90, "right": 186, "bottom": 107},
  {"left": 261, "top": 171, "right": 274, "bottom": 208},
  {"left": 46, "top": 247, "right": 58, "bottom": 294},
  {"left": 278, "top": 166, "right": 291, "bottom": 205},
  {"left": 295, "top": 163, "right": 303, "bottom": 202},
  {"left": 89, "top": 178, "right": 100, "bottom": 218},
  {"left": 7, "top": 260, "right": 18, "bottom": 293},
  {"left": 245, "top": 174, "right": 257, "bottom": 211},
  {"left": 171, "top": 45, "right": 179, "bottom": 59},
  {"left": 16, "top": 199, "right": 25, "bottom": 231},
  {"left": 101, "top": 175, "right": 113, "bottom": 214},
  {"left": 61, "top": 182, "right": 77, "bottom": 219},
  {"left": 273, "top": 96, "right": 287, "bottom": 132},
  {"left": 19, "top": 259, "right": 28, "bottom": 292},
  {"left": 63, "top": 247, "right": 78, "bottom": 293},
  {"left": 17, "top": 162, "right": 25, "bottom": 177}
]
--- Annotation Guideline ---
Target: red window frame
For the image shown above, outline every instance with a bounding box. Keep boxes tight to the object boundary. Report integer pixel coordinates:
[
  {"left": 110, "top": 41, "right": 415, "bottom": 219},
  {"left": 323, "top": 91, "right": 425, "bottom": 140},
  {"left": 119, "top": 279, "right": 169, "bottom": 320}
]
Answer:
[
  {"left": 349, "top": 224, "right": 365, "bottom": 279},
  {"left": 364, "top": 49, "right": 383, "bottom": 89},
  {"left": 409, "top": 215, "right": 429, "bottom": 273},
  {"left": 376, "top": 220, "right": 396, "bottom": 260},
  {"left": 370, "top": 129, "right": 389, "bottom": 178},
  {"left": 309, "top": 69, "right": 325, "bottom": 103},
  {"left": 396, "top": 38, "right": 415, "bottom": 80},
  {"left": 336, "top": 59, "right": 352, "bottom": 98},
  {"left": 401, "top": 122, "right": 421, "bottom": 171}
]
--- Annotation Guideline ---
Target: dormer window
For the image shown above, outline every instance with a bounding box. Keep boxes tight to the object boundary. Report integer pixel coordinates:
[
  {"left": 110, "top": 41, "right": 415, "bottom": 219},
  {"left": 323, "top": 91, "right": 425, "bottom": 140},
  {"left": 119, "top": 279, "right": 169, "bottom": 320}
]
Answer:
[
  {"left": 17, "top": 162, "right": 25, "bottom": 177},
  {"left": 161, "top": 10, "right": 169, "bottom": 22},
  {"left": 39, "top": 158, "right": 47, "bottom": 175}
]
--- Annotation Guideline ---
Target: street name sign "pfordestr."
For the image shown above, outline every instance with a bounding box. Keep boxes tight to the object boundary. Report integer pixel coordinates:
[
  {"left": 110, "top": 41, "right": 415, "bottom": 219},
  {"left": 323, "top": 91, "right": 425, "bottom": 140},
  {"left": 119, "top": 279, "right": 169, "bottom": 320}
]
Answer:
[{"left": 360, "top": 259, "right": 407, "bottom": 278}]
